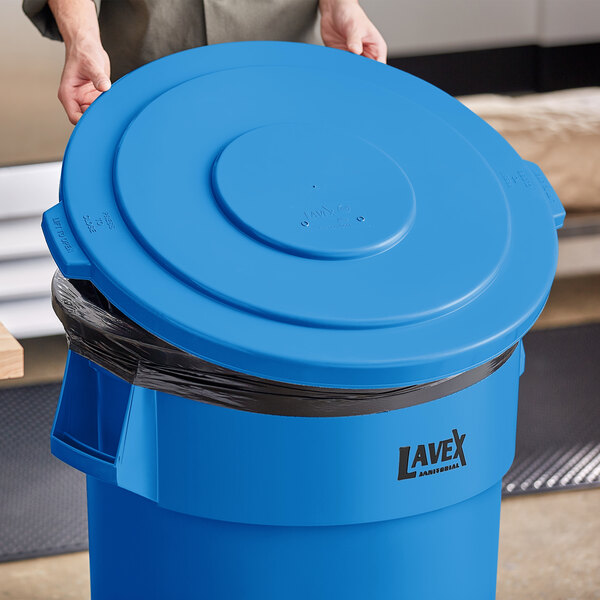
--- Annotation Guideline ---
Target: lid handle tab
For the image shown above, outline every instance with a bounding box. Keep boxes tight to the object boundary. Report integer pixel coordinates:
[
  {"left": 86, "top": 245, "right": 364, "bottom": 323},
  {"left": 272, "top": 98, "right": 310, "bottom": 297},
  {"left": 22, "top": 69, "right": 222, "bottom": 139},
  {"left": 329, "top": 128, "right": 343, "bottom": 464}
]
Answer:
[
  {"left": 42, "top": 202, "right": 92, "bottom": 279},
  {"left": 524, "top": 161, "right": 565, "bottom": 230}
]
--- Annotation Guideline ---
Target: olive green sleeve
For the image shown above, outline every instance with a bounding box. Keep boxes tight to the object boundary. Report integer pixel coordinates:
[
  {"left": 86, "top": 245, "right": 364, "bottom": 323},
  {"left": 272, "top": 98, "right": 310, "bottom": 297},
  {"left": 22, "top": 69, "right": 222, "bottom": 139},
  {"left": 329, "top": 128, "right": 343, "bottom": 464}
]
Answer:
[{"left": 22, "top": 0, "right": 101, "bottom": 41}]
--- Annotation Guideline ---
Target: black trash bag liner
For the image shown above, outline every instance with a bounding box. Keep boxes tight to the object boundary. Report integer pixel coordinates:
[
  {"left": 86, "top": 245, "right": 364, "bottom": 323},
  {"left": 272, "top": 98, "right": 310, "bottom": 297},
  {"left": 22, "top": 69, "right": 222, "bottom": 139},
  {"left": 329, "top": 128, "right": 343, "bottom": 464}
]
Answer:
[{"left": 52, "top": 271, "right": 515, "bottom": 417}]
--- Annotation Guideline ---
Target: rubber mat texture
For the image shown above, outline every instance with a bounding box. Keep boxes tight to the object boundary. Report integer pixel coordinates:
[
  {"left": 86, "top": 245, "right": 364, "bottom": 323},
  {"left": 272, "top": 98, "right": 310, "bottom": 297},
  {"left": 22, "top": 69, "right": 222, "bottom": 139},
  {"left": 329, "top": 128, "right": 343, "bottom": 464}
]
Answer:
[
  {"left": 502, "top": 324, "right": 600, "bottom": 495},
  {"left": 0, "top": 382, "right": 87, "bottom": 563},
  {"left": 0, "top": 323, "right": 598, "bottom": 562}
]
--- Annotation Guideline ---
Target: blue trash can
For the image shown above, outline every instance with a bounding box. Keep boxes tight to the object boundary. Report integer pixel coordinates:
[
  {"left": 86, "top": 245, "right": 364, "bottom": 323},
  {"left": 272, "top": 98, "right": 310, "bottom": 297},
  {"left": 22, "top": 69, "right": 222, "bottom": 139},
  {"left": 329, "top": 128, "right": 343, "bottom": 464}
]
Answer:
[{"left": 42, "top": 42, "right": 564, "bottom": 600}]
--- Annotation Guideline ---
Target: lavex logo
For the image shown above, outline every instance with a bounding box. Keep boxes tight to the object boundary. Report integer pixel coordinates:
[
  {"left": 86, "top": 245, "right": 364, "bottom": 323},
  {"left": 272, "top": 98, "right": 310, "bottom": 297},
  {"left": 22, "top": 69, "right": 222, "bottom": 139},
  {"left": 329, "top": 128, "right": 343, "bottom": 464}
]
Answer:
[
  {"left": 398, "top": 429, "right": 467, "bottom": 480},
  {"left": 303, "top": 204, "right": 351, "bottom": 220}
]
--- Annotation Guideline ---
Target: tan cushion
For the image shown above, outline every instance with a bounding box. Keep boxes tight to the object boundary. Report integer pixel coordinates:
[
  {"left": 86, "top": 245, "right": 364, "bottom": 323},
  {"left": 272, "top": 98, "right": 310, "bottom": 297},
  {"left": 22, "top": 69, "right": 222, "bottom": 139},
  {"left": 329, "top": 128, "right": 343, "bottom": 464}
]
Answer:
[{"left": 459, "top": 88, "right": 600, "bottom": 213}]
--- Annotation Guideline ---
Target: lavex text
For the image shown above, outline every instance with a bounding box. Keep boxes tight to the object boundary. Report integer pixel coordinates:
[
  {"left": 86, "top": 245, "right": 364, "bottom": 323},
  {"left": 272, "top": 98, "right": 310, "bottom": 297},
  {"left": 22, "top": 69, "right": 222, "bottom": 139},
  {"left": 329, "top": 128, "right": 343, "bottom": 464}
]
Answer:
[{"left": 398, "top": 429, "right": 467, "bottom": 481}]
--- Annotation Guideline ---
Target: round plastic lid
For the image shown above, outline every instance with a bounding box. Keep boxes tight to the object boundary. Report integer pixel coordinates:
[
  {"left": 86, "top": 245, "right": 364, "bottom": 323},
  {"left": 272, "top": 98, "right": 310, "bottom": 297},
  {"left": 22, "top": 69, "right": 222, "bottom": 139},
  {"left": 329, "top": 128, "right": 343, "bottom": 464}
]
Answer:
[{"left": 43, "top": 42, "right": 563, "bottom": 388}]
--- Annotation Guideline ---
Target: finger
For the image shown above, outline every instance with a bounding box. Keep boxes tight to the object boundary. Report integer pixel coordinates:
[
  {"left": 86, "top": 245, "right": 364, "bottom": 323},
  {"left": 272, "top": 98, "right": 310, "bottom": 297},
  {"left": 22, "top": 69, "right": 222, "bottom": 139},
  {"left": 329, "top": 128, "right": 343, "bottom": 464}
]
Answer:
[
  {"left": 363, "top": 41, "right": 387, "bottom": 63},
  {"left": 79, "top": 87, "right": 103, "bottom": 106},
  {"left": 65, "top": 102, "right": 84, "bottom": 125},
  {"left": 373, "top": 39, "right": 387, "bottom": 63},
  {"left": 363, "top": 31, "right": 387, "bottom": 63},
  {"left": 58, "top": 87, "right": 83, "bottom": 125}
]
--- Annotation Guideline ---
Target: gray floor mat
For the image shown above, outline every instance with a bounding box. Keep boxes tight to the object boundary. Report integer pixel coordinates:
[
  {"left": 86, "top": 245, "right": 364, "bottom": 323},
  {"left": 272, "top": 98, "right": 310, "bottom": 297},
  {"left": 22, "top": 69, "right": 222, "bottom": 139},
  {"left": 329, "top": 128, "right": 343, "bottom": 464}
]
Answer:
[
  {"left": 502, "top": 324, "right": 600, "bottom": 496},
  {"left": 0, "top": 383, "right": 87, "bottom": 563},
  {"left": 0, "top": 323, "right": 598, "bottom": 562}
]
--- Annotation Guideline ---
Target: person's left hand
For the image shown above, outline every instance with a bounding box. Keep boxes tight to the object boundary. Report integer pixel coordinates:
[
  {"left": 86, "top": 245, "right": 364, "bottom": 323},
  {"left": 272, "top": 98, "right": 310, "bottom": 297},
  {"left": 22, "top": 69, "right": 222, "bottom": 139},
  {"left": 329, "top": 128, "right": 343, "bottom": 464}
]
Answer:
[{"left": 320, "top": 0, "right": 387, "bottom": 63}]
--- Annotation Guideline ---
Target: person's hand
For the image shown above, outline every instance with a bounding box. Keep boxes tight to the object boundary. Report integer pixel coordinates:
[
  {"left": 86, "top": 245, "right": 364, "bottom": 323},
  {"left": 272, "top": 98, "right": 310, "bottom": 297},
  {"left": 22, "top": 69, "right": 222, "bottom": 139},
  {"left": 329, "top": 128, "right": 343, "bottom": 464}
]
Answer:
[
  {"left": 320, "top": 0, "right": 387, "bottom": 63},
  {"left": 49, "top": 0, "right": 111, "bottom": 124},
  {"left": 59, "top": 40, "right": 111, "bottom": 124}
]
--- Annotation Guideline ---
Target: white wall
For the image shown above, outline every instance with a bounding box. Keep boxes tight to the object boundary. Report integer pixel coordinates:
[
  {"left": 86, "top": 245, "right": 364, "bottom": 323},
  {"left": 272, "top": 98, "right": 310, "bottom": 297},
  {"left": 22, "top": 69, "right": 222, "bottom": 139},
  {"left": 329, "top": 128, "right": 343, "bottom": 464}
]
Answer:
[
  {"left": 361, "top": 0, "right": 600, "bottom": 55},
  {"left": 0, "top": 163, "right": 63, "bottom": 338},
  {"left": 0, "top": 2, "right": 71, "bottom": 167},
  {"left": 539, "top": 0, "right": 600, "bottom": 46},
  {"left": 362, "top": 0, "right": 538, "bottom": 56}
]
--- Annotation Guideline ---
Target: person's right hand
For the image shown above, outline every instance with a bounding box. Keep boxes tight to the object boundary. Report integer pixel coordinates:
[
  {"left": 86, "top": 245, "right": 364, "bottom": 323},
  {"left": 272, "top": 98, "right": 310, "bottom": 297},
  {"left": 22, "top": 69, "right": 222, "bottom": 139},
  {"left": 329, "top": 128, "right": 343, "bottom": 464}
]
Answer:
[{"left": 58, "top": 39, "right": 111, "bottom": 125}]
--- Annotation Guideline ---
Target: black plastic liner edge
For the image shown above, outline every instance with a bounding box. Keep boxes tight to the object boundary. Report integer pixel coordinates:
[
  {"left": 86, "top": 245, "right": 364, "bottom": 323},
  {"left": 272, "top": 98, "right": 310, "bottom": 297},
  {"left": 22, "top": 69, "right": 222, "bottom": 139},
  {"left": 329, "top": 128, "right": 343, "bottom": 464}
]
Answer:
[{"left": 52, "top": 271, "right": 517, "bottom": 417}]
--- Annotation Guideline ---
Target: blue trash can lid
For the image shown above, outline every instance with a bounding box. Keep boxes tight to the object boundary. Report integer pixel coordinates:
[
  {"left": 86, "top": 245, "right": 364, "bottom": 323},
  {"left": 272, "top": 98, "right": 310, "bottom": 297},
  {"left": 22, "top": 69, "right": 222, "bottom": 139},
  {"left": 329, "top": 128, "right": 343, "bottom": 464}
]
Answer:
[{"left": 43, "top": 42, "right": 564, "bottom": 389}]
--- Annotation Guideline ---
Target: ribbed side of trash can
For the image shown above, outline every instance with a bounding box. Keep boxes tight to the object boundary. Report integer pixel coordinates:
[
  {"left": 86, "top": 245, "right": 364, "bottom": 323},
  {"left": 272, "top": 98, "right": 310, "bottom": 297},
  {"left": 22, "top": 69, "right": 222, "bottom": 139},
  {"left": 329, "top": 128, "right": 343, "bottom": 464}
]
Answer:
[{"left": 42, "top": 41, "right": 564, "bottom": 599}]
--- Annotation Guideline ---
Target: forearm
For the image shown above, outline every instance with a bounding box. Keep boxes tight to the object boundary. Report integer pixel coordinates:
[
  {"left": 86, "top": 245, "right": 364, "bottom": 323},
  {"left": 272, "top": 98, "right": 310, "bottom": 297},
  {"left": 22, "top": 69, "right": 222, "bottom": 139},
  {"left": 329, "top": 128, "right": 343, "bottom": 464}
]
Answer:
[{"left": 48, "top": 0, "right": 100, "bottom": 48}]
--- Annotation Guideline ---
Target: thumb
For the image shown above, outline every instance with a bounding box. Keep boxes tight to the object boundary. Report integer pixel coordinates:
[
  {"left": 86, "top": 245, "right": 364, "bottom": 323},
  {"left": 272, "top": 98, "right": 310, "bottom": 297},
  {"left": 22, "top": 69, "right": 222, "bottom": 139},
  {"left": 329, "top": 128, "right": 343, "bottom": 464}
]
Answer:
[
  {"left": 92, "top": 69, "right": 111, "bottom": 92},
  {"left": 346, "top": 29, "right": 363, "bottom": 55}
]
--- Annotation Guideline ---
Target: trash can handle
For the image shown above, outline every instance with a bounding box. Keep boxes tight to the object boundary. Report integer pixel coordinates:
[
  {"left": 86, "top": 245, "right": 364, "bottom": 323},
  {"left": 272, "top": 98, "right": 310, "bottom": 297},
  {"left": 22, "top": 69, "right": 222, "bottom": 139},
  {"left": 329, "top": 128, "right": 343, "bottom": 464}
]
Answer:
[
  {"left": 51, "top": 425, "right": 119, "bottom": 484},
  {"left": 523, "top": 161, "right": 565, "bottom": 230},
  {"left": 42, "top": 202, "right": 92, "bottom": 279},
  {"left": 51, "top": 352, "right": 131, "bottom": 484}
]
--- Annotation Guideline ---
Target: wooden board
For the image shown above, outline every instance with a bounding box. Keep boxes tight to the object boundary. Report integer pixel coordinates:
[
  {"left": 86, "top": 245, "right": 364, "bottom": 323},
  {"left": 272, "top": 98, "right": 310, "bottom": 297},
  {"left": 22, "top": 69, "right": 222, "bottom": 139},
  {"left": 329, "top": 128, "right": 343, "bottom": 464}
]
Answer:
[{"left": 0, "top": 322, "right": 24, "bottom": 380}]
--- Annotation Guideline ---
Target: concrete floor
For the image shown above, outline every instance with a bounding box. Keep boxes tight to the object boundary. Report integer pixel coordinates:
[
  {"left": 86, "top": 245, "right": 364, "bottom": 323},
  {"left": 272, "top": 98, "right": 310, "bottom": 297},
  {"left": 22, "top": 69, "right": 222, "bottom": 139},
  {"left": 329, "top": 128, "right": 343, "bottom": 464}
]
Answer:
[
  {"left": 0, "top": 489, "right": 598, "bottom": 599},
  {"left": 498, "top": 490, "right": 600, "bottom": 600}
]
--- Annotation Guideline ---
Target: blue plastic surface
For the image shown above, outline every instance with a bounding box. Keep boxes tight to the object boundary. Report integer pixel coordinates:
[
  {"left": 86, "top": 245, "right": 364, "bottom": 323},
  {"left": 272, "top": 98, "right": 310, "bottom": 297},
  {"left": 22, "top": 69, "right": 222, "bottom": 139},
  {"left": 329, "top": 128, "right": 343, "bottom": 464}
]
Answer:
[
  {"left": 42, "top": 41, "right": 563, "bottom": 388},
  {"left": 54, "top": 346, "right": 520, "bottom": 526},
  {"left": 87, "top": 477, "right": 502, "bottom": 600},
  {"left": 52, "top": 347, "right": 520, "bottom": 598}
]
